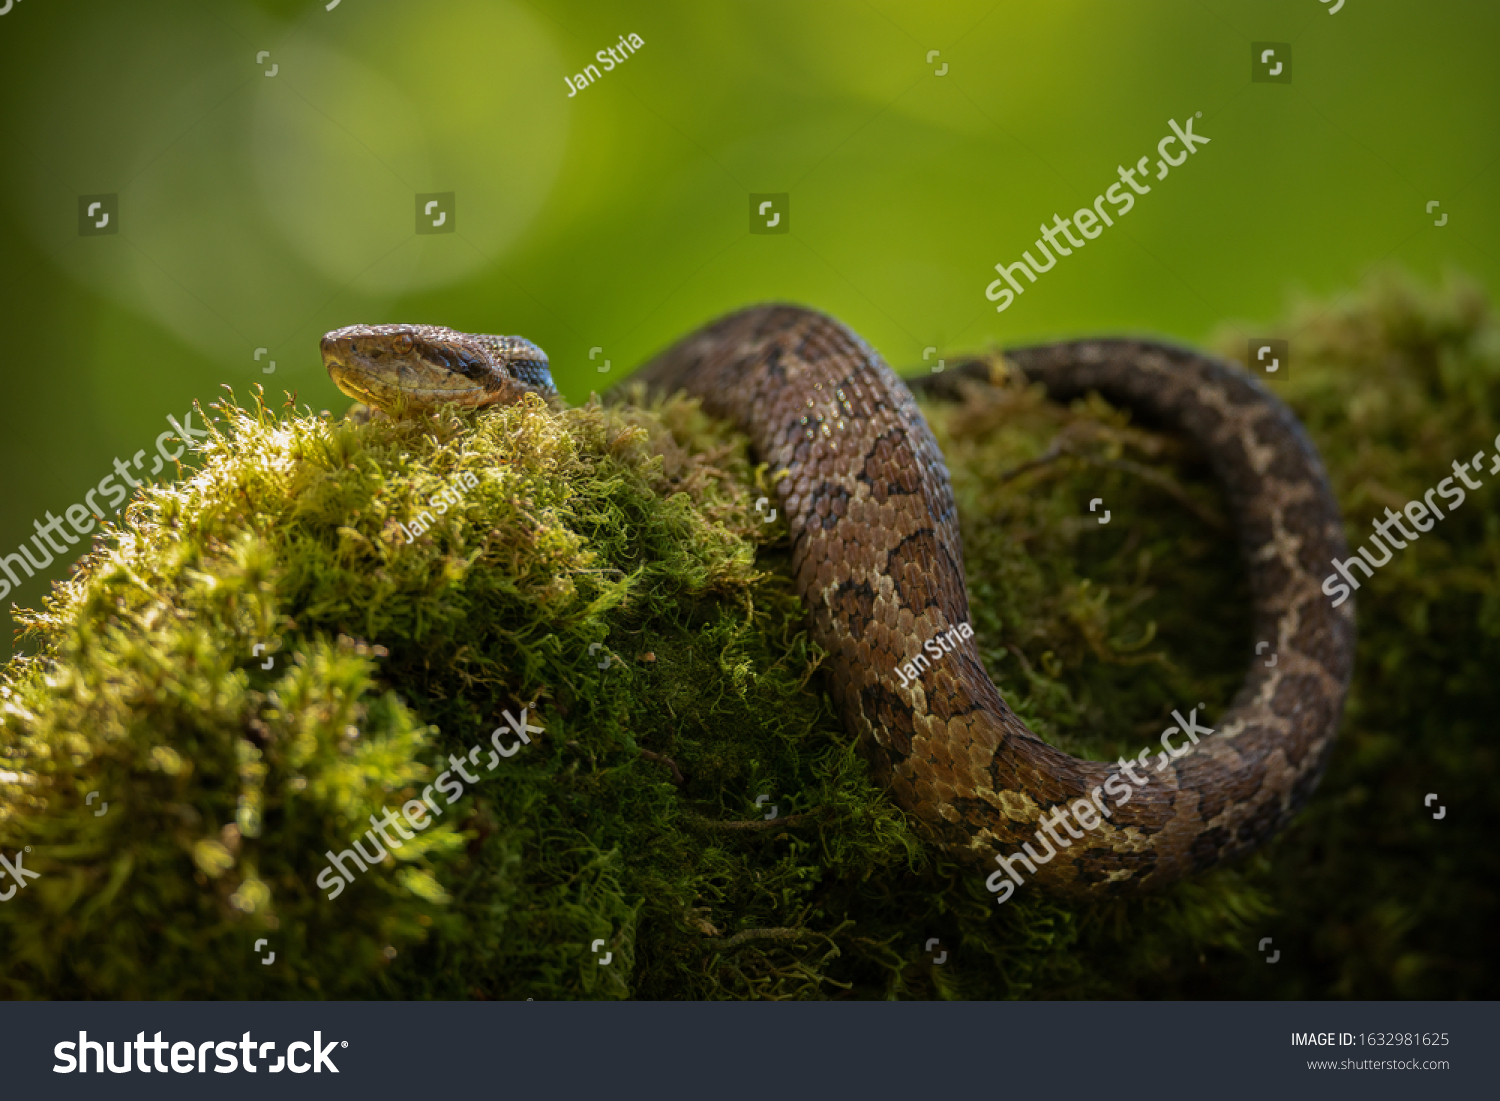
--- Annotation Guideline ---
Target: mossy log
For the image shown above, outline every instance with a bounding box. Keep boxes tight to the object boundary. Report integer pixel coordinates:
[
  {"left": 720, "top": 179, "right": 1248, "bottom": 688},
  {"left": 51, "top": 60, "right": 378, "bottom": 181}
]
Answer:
[{"left": 2, "top": 272, "right": 1496, "bottom": 999}]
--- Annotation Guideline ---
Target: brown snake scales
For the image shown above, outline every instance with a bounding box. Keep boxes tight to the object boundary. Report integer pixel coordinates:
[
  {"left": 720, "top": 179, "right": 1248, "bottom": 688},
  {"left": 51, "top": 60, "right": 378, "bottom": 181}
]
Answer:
[{"left": 322, "top": 304, "right": 1356, "bottom": 899}]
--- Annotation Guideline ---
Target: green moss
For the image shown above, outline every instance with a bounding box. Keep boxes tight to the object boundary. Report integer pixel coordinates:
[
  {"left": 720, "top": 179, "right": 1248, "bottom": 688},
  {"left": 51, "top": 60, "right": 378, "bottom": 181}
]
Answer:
[{"left": 2, "top": 271, "right": 1496, "bottom": 998}]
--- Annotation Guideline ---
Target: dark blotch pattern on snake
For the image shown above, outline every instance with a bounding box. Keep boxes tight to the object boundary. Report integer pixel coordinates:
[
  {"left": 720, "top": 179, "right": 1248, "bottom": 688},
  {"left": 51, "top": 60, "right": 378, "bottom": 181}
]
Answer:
[{"left": 323, "top": 306, "right": 1355, "bottom": 897}]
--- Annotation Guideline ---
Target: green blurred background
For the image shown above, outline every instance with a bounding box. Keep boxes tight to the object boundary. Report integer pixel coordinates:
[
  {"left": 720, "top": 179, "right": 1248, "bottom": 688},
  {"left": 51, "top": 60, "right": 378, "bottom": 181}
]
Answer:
[{"left": 1, "top": 0, "right": 1497, "bottom": 659}]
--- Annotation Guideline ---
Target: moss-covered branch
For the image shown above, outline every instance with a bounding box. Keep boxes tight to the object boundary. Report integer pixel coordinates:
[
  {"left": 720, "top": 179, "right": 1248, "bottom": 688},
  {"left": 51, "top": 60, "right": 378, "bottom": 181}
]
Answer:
[{"left": 2, "top": 271, "right": 1496, "bottom": 999}]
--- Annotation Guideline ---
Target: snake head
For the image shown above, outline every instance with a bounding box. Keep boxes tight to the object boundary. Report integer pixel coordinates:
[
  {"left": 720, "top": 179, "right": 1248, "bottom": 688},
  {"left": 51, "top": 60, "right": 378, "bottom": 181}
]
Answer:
[{"left": 321, "top": 323, "right": 555, "bottom": 416}]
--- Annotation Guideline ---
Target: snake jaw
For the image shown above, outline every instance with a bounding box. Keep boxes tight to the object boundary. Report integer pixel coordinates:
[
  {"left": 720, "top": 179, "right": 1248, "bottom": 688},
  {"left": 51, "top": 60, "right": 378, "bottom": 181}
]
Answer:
[
  {"left": 325, "top": 358, "right": 489, "bottom": 413},
  {"left": 321, "top": 323, "right": 555, "bottom": 417}
]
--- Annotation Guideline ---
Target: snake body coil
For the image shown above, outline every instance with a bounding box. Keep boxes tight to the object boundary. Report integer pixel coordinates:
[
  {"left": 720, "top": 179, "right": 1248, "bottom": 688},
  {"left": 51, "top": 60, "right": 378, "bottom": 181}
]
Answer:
[{"left": 324, "top": 305, "right": 1355, "bottom": 897}]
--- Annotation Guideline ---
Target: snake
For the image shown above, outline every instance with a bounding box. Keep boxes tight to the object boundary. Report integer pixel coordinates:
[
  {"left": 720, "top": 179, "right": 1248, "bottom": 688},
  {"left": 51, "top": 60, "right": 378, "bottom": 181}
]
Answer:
[{"left": 322, "top": 306, "right": 1355, "bottom": 898}]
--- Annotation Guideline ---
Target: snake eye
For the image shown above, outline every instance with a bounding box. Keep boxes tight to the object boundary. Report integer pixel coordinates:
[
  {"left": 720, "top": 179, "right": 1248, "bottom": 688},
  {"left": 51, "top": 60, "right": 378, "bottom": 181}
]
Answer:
[{"left": 392, "top": 333, "right": 414, "bottom": 354}]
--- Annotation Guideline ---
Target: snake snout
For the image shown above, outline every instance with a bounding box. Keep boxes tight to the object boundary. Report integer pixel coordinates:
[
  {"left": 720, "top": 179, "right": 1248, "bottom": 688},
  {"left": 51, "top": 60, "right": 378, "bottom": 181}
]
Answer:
[
  {"left": 321, "top": 332, "right": 377, "bottom": 405},
  {"left": 319, "top": 332, "right": 349, "bottom": 367}
]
